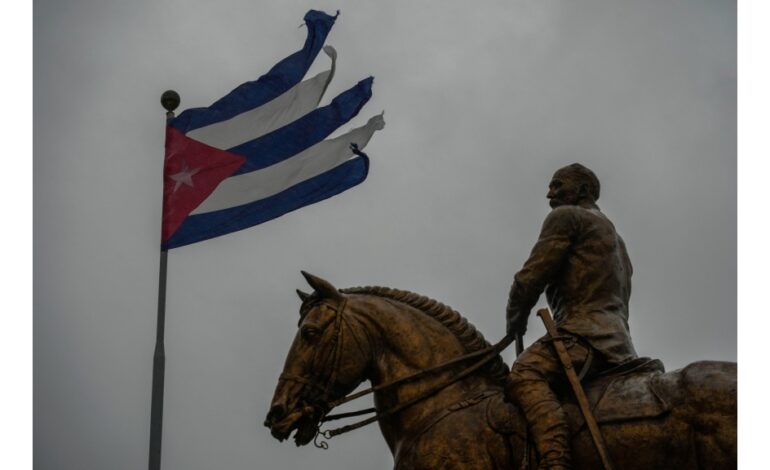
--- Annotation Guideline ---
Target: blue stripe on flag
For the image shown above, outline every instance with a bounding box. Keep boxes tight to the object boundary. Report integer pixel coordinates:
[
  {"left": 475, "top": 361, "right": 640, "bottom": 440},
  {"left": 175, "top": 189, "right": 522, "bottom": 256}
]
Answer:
[
  {"left": 169, "top": 10, "right": 337, "bottom": 133},
  {"left": 229, "top": 77, "right": 373, "bottom": 174},
  {"left": 161, "top": 155, "right": 369, "bottom": 249}
]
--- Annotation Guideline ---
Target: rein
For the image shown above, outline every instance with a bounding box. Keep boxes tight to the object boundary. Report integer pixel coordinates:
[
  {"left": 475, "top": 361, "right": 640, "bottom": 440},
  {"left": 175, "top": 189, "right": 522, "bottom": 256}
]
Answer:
[{"left": 306, "top": 298, "right": 514, "bottom": 445}]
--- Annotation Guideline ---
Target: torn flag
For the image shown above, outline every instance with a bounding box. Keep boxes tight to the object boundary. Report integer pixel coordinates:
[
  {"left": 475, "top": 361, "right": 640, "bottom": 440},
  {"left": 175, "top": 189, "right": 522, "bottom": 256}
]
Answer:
[{"left": 160, "top": 10, "right": 384, "bottom": 249}]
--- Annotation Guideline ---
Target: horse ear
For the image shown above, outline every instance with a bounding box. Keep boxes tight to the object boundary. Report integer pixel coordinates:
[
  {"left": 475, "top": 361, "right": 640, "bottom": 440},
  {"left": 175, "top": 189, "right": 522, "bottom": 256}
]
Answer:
[
  {"left": 301, "top": 271, "right": 343, "bottom": 300},
  {"left": 296, "top": 289, "right": 311, "bottom": 302}
]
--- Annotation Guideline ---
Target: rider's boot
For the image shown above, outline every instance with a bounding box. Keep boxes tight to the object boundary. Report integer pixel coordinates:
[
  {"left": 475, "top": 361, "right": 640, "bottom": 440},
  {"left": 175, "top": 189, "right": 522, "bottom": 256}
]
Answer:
[{"left": 506, "top": 373, "right": 572, "bottom": 469}]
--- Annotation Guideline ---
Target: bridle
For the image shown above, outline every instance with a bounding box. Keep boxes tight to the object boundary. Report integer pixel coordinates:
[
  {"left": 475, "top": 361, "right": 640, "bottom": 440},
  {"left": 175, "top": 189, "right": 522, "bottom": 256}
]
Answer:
[
  {"left": 277, "top": 298, "right": 349, "bottom": 419},
  {"left": 279, "top": 297, "right": 515, "bottom": 449}
]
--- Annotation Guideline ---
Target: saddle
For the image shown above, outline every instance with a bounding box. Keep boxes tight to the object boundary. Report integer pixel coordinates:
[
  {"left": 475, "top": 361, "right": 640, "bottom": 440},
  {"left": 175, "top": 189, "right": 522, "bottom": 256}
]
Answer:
[{"left": 487, "top": 357, "right": 669, "bottom": 438}]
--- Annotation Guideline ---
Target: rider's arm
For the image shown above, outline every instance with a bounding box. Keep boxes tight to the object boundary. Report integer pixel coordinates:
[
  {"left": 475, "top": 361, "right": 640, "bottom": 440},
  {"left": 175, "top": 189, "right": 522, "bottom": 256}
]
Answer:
[{"left": 506, "top": 207, "right": 578, "bottom": 332}]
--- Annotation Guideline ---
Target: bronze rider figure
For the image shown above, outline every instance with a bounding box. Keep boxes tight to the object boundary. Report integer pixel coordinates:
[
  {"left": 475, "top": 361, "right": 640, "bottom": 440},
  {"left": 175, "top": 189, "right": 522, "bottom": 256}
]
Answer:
[{"left": 505, "top": 163, "right": 638, "bottom": 470}]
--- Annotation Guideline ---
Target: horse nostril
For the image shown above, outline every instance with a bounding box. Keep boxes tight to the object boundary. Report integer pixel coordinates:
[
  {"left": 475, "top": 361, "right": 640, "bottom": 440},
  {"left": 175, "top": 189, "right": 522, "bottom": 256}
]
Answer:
[{"left": 266, "top": 404, "right": 287, "bottom": 424}]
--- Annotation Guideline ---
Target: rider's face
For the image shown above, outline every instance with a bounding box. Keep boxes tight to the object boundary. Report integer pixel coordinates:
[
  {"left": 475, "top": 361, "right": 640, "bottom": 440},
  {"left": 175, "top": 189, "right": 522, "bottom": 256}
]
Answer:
[{"left": 547, "top": 170, "right": 582, "bottom": 208}]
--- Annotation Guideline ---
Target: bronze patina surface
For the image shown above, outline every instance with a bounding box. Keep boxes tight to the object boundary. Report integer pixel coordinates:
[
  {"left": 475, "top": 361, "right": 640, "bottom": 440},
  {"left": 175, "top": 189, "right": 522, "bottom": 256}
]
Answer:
[
  {"left": 265, "top": 272, "right": 736, "bottom": 469},
  {"left": 506, "top": 164, "right": 639, "bottom": 469}
]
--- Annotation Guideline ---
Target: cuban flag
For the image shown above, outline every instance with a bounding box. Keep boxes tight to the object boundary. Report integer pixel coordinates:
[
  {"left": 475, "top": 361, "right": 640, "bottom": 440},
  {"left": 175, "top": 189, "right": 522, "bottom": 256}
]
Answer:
[{"left": 161, "top": 10, "right": 384, "bottom": 249}]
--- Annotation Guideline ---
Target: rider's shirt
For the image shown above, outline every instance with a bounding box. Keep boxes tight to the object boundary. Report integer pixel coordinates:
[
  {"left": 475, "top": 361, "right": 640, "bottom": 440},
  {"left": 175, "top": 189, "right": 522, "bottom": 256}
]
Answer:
[{"left": 508, "top": 203, "right": 638, "bottom": 364}]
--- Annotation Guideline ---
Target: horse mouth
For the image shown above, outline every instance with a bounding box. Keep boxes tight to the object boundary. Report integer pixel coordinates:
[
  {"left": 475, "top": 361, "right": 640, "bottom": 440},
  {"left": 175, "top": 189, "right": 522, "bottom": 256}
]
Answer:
[{"left": 266, "top": 409, "right": 320, "bottom": 446}]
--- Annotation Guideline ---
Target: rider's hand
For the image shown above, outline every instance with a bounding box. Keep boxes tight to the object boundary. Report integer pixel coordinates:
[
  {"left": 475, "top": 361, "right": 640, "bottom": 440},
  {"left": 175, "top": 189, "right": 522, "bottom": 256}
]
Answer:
[{"left": 506, "top": 307, "right": 528, "bottom": 337}]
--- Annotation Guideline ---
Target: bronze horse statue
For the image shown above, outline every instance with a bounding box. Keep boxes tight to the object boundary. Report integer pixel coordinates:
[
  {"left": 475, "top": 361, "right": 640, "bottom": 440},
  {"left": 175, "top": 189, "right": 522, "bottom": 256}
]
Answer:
[{"left": 265, "top": 273, "right": 736, "bottom": 469}]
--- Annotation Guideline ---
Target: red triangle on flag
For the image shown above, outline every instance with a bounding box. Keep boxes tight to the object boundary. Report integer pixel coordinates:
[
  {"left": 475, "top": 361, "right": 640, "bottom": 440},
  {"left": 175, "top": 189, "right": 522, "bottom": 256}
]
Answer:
[{"left": 162, "top": 127, "right": 246, "bottom": 242}]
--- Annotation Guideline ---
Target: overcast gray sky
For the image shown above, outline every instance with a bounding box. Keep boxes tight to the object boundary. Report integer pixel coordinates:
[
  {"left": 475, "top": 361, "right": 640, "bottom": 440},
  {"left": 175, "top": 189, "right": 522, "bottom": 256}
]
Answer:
[{"left": 34, "top": 1, "right": 735, "bottom": 469}]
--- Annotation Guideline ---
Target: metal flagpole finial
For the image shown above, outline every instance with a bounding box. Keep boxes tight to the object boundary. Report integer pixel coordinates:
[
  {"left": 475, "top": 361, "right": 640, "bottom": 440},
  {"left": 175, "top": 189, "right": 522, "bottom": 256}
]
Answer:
[{"left": 160, "top": 90, "right": 180, "bottom": 118}]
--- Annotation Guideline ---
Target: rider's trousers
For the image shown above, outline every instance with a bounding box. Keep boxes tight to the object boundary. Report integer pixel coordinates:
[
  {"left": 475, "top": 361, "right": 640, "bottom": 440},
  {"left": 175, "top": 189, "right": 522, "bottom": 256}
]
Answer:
[{"left": 505, "top": 334, "right": 600, "bottom": 470}]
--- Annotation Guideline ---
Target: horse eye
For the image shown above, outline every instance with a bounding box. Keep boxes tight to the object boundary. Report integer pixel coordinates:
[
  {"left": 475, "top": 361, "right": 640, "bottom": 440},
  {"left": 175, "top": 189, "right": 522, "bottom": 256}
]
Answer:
[{"left": 301, "top": 326, "right": 320, "bottom": 341}]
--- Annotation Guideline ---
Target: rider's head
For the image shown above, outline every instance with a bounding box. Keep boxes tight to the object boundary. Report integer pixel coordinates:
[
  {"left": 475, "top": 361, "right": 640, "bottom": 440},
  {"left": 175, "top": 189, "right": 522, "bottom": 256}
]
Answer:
[{"left": 547, "top": 163, "right": 600, "bottom": 209}]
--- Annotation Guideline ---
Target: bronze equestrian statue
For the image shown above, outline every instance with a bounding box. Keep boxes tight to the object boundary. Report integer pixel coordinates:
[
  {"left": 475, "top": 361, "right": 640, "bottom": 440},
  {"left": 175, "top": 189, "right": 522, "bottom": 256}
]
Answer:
[
  {"left": 265, "top": 276, "right": 735, "bottom": 468},
  {"left": 264, "top": 165, "right": 736, "bottom": 468},
  {"left": 505, "top": 163, "right": 638, "bottom": 469}
]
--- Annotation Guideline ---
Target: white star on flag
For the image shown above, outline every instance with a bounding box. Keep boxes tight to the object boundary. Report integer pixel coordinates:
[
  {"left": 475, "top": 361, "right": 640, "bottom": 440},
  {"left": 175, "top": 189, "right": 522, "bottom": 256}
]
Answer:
[{"left": 169, "top": 160, "right": 201, "bottom": 192}]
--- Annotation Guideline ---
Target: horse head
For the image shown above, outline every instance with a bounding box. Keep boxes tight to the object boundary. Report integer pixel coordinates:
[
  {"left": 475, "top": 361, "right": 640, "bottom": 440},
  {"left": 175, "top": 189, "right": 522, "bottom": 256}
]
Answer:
[{"left": 264, "top": 272, "right": 372, "bottom": 446}]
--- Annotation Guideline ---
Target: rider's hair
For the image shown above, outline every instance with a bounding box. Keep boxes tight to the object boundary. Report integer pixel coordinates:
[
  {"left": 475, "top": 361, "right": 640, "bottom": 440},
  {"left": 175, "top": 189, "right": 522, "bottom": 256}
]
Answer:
[{"left": 562, "top": 163, "right": 600, "bottom": 202}]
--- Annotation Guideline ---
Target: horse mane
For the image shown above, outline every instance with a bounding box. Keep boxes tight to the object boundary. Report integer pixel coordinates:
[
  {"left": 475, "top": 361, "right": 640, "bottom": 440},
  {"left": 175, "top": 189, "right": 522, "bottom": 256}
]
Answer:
[{"left": 340, "top": 286, "right": 510, "bottom": 384}]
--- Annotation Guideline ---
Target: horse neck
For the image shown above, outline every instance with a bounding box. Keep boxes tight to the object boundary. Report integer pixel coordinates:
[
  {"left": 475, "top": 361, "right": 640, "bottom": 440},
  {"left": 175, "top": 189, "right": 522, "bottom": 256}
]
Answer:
[{"left": 348, "top": 295, "right": 493, "bottom": 453}]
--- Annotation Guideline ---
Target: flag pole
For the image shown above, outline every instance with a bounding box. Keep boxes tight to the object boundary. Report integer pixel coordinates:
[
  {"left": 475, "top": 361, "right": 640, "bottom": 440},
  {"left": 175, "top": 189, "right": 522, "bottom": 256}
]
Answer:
[{"left": 149, "top": 90, "right": 180, "bottom": 470}]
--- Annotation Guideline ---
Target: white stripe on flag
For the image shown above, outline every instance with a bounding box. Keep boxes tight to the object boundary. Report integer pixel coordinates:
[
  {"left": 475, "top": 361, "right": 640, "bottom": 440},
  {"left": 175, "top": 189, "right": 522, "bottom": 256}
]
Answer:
[
  {"left": 187, "top": 46, "right": 338, "bottom": 149},
  {"left": 191, "top": 112, "right": 385, "bottom": 214}
]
